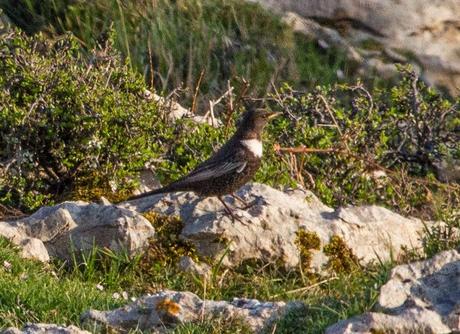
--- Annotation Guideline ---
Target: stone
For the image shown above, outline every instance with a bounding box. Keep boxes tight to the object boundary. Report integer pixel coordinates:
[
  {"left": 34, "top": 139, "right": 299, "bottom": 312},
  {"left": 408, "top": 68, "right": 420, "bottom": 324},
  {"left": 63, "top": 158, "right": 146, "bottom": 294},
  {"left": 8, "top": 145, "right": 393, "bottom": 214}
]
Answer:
[
  {"left": 178, "top": 256, "right": 211, "bottom": 278},
  {"left": 144, "top": 90, "right": 219, "bottom": 125},
  {"left": 326, "top": 249, "right": 460, "bottom": 334},
  {"left": 81, "top": 290, "right": 300, "bottom": 333},
  {"left": 18, "top": 237, "right": 50, "bottom": 262},
  {"left": 130, "top": 169, "right": 162, "bottom": 196},
  {"left": 0, "top": 201, "right": 155, "bottom": 262},
  {"left": 1, "top": 323, "right": 91, "bottom": 334},
  {"left": 433, "top": 159, "right": 460, "bottom": 184},
  {"left": 249, "top": 0, "right": 460, "bottom": 96},
  {"left": 120, "top": 183, "right": 434, "bottom": 271},
  {"left": 145, "top": 90, "right": 189, "bottom": 121}
]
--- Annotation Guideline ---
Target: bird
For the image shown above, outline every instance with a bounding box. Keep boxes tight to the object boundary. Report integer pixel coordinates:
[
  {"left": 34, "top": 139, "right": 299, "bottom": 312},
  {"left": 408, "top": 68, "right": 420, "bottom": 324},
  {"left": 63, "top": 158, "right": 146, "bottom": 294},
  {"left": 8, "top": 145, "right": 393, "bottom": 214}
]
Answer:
[{"left": 127, "top": 105, "right": 280, "bottom": 220}]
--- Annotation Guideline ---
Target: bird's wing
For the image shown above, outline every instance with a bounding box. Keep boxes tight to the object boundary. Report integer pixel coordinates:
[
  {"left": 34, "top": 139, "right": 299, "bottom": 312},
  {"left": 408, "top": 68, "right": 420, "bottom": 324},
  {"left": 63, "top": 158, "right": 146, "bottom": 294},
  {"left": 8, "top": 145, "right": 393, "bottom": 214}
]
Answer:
[{"left": 179, "top": 158, "right": 247, "bottom": 183}]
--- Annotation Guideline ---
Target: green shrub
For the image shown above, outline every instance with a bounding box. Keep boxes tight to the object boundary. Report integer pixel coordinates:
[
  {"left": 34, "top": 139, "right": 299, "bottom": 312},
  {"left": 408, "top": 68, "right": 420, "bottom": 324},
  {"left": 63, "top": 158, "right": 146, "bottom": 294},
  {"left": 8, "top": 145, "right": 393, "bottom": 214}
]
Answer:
[
  {"left": 0, "top": 31, "right": 170, "bottom": 211},
  {"left": 0, "top": 31, "right": 245, "bottom": 213},
  {"left": 267, "top": 72, "right": 460, "bottom": 219}
]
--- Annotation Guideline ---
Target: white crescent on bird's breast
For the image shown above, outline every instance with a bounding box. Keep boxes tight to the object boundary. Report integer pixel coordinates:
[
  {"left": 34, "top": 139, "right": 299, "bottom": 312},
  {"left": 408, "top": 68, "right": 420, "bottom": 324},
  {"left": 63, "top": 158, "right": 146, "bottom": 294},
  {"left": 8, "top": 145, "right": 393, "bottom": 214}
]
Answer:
[{"left": 240, "top": 139, "right": 263, "bottom": 158}]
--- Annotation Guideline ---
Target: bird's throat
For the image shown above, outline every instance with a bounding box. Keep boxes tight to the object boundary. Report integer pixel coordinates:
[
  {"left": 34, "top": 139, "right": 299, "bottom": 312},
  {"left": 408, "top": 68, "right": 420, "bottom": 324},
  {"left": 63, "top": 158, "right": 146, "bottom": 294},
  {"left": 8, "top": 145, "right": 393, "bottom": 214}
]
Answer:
[{"left": 240, "top": 139, "right": 263, "bottom": 158}]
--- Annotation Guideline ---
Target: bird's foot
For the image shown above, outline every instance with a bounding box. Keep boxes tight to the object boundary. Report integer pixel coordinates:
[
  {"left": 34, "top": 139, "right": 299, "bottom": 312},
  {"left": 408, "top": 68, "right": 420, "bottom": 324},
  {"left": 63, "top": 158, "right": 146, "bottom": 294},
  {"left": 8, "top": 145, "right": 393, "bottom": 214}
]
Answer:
[
  {"left": 230, "top": 193, "right": 257, "bottom": 210},
  {"left": 218, "top": 196, "right": 247, "bottom": 224}
]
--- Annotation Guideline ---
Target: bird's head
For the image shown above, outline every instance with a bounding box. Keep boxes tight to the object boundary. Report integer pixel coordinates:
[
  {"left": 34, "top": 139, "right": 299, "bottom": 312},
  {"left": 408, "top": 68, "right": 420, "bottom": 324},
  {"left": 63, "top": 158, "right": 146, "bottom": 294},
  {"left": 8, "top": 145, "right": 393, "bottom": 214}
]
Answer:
[{"left": 238, "top": 104, "right": 280, "bottom": 139}]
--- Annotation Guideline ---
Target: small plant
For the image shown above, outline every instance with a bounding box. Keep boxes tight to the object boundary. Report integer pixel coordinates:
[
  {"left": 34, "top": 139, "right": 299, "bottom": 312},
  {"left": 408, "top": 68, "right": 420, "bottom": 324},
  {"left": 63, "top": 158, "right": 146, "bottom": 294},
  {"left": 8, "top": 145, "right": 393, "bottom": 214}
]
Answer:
[
  {"left": 141, "top": 211, "right": 199, "bottom": 266},
  {"left": 323, "top": 235, "right": 360, "bottom": 273},
  {"left": 294, "top": 229, "right": 321, "bottom": 272},
  {"left": 422, "top": 209, "right": 460, "bottom": 258}
]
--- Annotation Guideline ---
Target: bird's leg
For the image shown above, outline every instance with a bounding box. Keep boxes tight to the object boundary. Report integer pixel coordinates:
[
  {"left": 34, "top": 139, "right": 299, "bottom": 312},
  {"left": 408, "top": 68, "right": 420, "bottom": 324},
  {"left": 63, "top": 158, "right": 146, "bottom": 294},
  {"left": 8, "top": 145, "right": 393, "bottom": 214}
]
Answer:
[
  {"left": 231, "top": 193, "right": 257, "bottom": 210},
  {"left": 218, "top": 196, "right": 245, "bottom": 223}
]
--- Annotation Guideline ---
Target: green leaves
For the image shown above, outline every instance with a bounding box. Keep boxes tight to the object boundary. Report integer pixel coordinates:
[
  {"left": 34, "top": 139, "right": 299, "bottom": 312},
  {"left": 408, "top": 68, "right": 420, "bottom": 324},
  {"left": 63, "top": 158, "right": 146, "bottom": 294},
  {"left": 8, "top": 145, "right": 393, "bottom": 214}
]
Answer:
[
  {"left": 267, "top": 76, "right": 459, "bottom": 218},
  {"left": 0, "top": 32, "right": 166, "bottom": 211}
]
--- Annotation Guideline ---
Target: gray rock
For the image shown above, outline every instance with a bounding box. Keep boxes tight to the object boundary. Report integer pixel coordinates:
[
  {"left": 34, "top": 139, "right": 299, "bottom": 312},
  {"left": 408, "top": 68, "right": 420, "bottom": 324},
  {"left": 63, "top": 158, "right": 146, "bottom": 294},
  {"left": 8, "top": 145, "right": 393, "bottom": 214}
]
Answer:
[
  {"left": 0, "top": 201, "right": 155, "bottom": 262},
  {"left": 81, "top": 290, "right": 299, "bottom": 333},
  {"left": 250, "top": 0, "right": 460, "bottom": 96},
  {"left": 178, "top": 256, "right": 211, "bottom": 278},
  {"left": 120, "top": 183, "right": 433, "bottom": 271},
  {"left": 0, "top": 11, "right": 12, "bottom": 34},
  {"left": 18, "top": 237, "right": 50, "bottom": 262},
  {"left": 326, "top": 249, "right": 460, "bottom": 334},
  {"left": 1, "top": 323, "right": 91, "bottom": 334},
  {"left": 433, "top": 159, "right": 460, "bottom": 184},
  {"left": 145, "top": 90, "right": 219, "bottom": 125},
  {"left": 131, "top": 169, "right": 162, "bottom": 196}
]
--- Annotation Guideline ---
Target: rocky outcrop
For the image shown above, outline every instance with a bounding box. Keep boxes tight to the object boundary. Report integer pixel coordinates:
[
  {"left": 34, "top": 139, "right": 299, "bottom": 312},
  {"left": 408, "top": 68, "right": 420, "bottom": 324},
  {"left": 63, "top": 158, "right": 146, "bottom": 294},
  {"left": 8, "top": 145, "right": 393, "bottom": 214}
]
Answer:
[
  {"left": 1, "top": 324, "right": 90, "bottom": 334},
  {"left": 0, "top": 201, "right": 155, "bottom": 262},
  {"left": 1, "top": 183, "right": 438, "bottom": 273},
  {"left": 120, "top": 183, "right": 433, "bottom": 271},
  {"left": 81, "top": 290, "right": 300, "bottom": 333},
  {"left": 249, "top": 0, "right": 460, "bottom": 96},
  {"left": 326, "top": 249, "right": 460, "bottom": 334}
]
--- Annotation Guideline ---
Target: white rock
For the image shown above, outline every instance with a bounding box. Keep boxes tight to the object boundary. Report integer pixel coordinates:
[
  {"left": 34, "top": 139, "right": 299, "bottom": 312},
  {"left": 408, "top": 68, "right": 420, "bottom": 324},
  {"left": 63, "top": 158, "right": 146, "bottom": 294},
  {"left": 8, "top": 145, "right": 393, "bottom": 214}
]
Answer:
[
  {"left": 0, "top": 201, "right": 155, "bottom": 262},
  {"left": 178, "top": 255, "right": 211, "bottom": 278},
  {"left": 120, "top": 183, "right": 434, "bottom": 271},
  {"left": 81, "top": 290, "right": 301, "bottom": 333},
  {"left": 326, "top": 249, "right": 460, "bottom": 334},
  {"left": 250, "top": 0, "right": 460, "bottom": 95},
  {"left": 1, "top": 323, "right": 91, "bottom": 334}
]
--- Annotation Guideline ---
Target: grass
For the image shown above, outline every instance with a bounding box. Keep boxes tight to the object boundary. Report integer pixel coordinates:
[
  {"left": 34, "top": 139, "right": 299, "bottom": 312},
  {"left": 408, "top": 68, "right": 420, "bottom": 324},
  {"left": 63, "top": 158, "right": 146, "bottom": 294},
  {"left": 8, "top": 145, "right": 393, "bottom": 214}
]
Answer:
[
  {"left": 0, "top": 238, "right": 123, "bottom": 327},
  {"left": 0, "top": 236, "right": 391, "bottom": 333},
  {"left": 0, "top": 0, "right": 350, "bottom": 104}
]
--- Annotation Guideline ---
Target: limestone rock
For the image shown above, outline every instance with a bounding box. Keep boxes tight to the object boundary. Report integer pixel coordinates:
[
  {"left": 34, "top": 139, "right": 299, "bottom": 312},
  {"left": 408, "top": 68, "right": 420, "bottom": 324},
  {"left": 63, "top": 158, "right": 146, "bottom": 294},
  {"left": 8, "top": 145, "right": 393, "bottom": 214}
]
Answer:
[
  {"left": 120, "top": 183, "right": 433, "bottom": 271},
  {"left": 81, "top": 290, "right": 299, "bottom": 333},
  {"left": 326, "top": 249, "right": 460, "bottom": 334},
  {"left": 178, "top": 256, "right": 211, "bottom": 278},
  {"left": 0, "top": 201, "right": 155, "bottom": 262},
  {"left": 18, "top": 237, "right": 50, "bottom": 262},
  {"left": 1, "top": 323, "right": 91, "bottom": 334},
  {"left": 144, "top": 90, "right": 219, "bottom": 125},
  {"left": 131, "top": 169, "right": 162, "bottom": 196},
  {"left": 433, "top": 159, "right": 460, "bottom": 184},
  {"left": 250, "top": 0, "right": 460, "bottom": 95}
]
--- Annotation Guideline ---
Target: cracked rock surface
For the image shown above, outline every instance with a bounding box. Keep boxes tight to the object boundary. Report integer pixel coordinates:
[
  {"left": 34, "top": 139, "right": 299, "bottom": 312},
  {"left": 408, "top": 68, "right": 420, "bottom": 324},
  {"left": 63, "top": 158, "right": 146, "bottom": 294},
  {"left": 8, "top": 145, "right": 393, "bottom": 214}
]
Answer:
[
  {"left": 81, "top": 290, "right": 300, "bottom": 333},
  {"left": 121, "top": 183, "right": 433, "bottom": 271},
  {"left": 326, "top": 249, "right": 460, "bottom": 334},
  {"left": 250, "top": 0, "right": 460, "bottom": 96},
  {"left": 0, "top": 201, "right": 155, "bottom": 262}
]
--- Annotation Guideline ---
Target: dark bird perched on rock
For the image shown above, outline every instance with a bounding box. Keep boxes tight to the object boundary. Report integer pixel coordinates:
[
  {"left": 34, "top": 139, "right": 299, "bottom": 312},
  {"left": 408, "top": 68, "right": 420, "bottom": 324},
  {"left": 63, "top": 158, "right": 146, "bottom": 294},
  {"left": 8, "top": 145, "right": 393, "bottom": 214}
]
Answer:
[{"left": 127, "top": 106, "right": 280, "bottom": 219}]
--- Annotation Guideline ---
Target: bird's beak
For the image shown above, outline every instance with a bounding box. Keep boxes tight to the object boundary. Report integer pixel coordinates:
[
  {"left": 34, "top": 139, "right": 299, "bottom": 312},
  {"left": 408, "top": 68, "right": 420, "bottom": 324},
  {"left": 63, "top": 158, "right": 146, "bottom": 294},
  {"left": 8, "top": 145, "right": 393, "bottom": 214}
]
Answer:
[{"left": 267, "top": 112, "right": 281, "bottom": 120}]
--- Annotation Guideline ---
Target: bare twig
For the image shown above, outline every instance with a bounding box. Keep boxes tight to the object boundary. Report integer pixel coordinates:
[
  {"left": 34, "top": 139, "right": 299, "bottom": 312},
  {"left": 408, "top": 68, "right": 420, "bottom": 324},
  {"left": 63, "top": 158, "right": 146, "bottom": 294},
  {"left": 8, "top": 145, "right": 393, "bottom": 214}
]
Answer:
[
  {"left": 273, "top": 276, "right": 338, "bottom": 298},
  {"left": 147, "top": 39, "right": 155, "bottom": 89},
  {"left": 274, "top": 144, "right": 460, "bottom": 191},
  {"left": 203, "top": 85, "right": 234, "bottom": 126},
  {"left": 318, "top": 94, "right": 350, "bottom": 151},
  {"left": 274, "top": 144, "right": 343, "bottom": 154},
  {"left": 191, "top": 69, "right": 205, "bottom": 115}
]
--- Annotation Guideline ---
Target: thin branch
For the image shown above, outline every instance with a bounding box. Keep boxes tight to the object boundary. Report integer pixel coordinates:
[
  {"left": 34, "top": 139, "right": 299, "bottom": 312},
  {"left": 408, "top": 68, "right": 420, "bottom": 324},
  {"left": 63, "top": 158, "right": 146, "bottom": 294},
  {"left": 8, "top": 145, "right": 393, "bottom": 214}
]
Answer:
[
  {"left": 191, "top": 69, "right": 205, "bottom": 115},
  {"left": 273, "top": 276, "right": 338, "bottom": 298}
]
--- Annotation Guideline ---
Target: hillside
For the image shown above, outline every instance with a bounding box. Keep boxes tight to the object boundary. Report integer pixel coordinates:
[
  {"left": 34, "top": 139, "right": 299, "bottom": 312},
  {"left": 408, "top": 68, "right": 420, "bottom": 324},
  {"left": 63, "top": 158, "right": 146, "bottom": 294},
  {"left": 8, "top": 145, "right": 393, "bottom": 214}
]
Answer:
[{"left": 0, "top": 1, "right": 459, "bottom": 333}]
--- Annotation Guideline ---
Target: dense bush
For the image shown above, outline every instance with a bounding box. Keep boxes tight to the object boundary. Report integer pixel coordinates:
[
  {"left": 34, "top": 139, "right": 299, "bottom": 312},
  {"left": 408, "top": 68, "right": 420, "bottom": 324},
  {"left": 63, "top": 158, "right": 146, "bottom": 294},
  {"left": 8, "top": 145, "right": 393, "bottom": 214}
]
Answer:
[
  {"left": 266, "top": 74, "right": 459, "bottom": 219},
  {"left": 0, "top": 31, "right": 171, "bottom": 211},
  {"left": 0, "top": 0, "right": 348, "bottom": 103}
]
